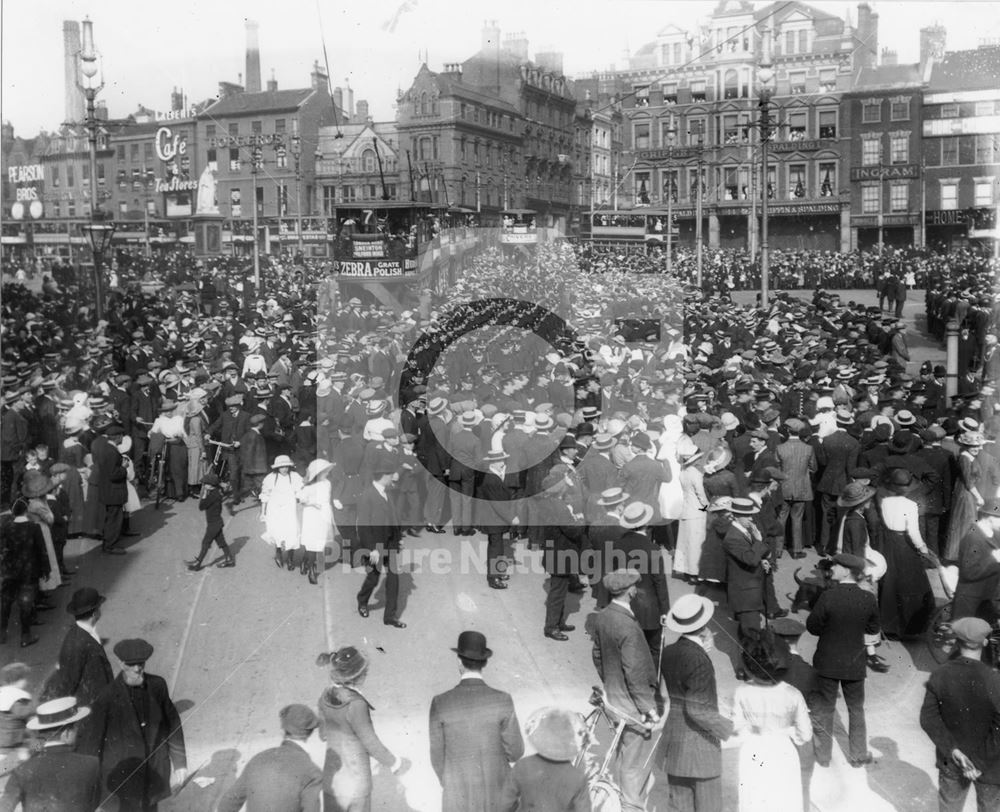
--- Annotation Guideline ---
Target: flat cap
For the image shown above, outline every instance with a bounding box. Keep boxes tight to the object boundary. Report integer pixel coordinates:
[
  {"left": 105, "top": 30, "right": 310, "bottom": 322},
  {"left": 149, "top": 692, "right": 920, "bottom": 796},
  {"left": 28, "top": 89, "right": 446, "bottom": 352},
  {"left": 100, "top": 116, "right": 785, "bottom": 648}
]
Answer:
[
  {"left": 113, "top": 638, "right": 154, "bottom": 665},
  {"left": 280, "top": 703, "right": 319, "bottom": 737},
  {"left": 602, "top": 568, "right": 640, "bottom": 595}
]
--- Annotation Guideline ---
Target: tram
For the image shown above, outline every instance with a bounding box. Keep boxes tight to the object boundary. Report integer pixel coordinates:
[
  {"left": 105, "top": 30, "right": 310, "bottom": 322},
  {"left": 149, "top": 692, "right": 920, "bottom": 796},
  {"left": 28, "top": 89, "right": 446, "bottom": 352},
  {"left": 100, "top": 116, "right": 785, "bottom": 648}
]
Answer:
[
  {"left": 499, "top": 209, "right": 539, "bottom": 245},
  {"left": 587, "top": 209, "right": 678, "bottom": 248}
]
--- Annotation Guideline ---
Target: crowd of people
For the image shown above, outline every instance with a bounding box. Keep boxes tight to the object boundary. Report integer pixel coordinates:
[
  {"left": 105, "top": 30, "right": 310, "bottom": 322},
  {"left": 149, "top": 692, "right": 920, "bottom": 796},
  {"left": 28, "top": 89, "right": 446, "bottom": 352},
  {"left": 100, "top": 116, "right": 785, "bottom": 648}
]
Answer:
[{"left": 1, "top": 235, "right": 999, "bottom": 811}]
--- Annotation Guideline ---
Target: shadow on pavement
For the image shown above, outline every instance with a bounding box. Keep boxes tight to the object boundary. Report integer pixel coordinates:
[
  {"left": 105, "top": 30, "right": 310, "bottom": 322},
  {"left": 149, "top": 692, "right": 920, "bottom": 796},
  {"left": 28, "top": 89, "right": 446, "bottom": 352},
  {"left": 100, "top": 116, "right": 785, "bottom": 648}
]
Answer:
[
  {"left": 165, "top": 747, "right": 241, "bottom": 812},
  {"left": 868, "top": 736, "right": 937, "bottom": 812}
]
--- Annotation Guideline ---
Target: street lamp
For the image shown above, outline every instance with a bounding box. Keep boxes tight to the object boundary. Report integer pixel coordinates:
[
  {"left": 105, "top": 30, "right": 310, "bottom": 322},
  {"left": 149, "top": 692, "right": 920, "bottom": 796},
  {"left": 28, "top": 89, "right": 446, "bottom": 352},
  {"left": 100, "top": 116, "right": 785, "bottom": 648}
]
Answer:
[
  {"left": 692, "top": 122, "right": 705, "bottom": 289},
  {"left": 664, "top": 113, "right": 677, "bottom": 275},
  {"left": 250, "top": 145, "right": 262, "bottom": 293},
  {"left": 756, "top": 25, "right": 776, "bottom": 307},
  {"left": 291, "top": 120, "right": 304, "bottom": 255},
  {"left": 76, "top": 16, "right": 108, "bottom": 321}
]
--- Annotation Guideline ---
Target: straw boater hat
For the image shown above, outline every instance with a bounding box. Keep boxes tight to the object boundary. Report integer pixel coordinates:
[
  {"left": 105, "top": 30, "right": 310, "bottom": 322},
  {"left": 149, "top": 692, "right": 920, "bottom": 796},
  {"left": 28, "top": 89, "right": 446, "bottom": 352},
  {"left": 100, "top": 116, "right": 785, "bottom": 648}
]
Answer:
[
  {"left": 26, "top": 696, "right": 90, "bottom": 731},
  {"left": 619, "top": 501, "right": 654, "bottom": 529},
  {"left": 664, "top": 594, "right": 715, "bottom": 634},
  {"left": 730, "top": 497, "right": 759, "bottom": 515},
  {"left": 596, "top": 487, "right": 629, "bottom": 507},
  {"left": 305, "top": 459, "right": 335, "bottom": 483}
]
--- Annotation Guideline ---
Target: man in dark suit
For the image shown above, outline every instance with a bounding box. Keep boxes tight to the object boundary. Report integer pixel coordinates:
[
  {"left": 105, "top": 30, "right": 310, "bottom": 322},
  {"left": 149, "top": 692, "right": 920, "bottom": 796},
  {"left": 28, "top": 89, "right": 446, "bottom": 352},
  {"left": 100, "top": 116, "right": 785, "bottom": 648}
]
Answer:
[
  {"left": 815, "top": 416, "right": 860, "bottom": 554},
  {"left": 920, "top": 616, "right": 1000, "bottom": 811},
  {"left": 429, "top": 631, "right": 524, "bottom": 812},
  {"left": 775, "top": 421, "right": 817, "bottom": 556},
  {"left": 475, "top": 450, "right": 519, "bottom": 590},
  {"left": 418, "top": 397, "right": 451, "bottom": 533},
  {"left": 355, "top": 465, "right": 406, "bottom": 628},
  {"left": 83, "top": 638, "right": 187, "bottom": 811},
  {"left": 722, "top": 498, "right": 771, "bottom": 644},
  {"left": 591, "top": 569, "right": 659, "bottom": 811},
  {"left": 658, "top": 594, "right": 734, "bottom": 812},
  {"left": 93, "top": 425, "right": 128, "bottom": 554},
  {"left": 0, "top": 696, "right": 101, "bottom": 811},
  {"left": 207, "top": 395, "right": 251, "bottom": 499},
  {"left": 217, "top": 704, "right": 322, "bottom": 812},
  {"left": 448, "top": 412, "right": 481, "bottom": 535},
  {"left": 807, "top": 553, "right": 880, "bottom": 768}
]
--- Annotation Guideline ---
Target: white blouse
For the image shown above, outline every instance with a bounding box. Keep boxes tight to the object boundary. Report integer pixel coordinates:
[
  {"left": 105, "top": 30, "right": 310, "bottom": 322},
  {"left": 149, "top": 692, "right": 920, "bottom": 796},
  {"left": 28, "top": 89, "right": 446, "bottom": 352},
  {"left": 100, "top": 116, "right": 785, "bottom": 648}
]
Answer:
[{"left": 880, "top": 495, "right": 925, "bottom": 549}]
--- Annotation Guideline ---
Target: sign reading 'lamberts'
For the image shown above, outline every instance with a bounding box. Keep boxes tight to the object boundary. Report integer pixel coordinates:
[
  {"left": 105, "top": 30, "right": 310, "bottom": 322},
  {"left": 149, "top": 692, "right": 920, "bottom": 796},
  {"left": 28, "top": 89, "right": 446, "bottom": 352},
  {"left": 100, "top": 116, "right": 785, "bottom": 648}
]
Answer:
[{"left": 850, "top": 165, "right": 920, "bottom": 181}]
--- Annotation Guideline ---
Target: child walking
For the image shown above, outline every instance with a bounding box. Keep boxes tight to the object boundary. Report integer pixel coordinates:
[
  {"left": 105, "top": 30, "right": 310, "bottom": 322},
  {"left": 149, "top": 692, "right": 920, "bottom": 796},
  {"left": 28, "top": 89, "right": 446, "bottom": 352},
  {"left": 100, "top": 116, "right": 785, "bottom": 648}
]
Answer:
[{"left": 186, "top": 473, "right": 235, "bottom": 571}]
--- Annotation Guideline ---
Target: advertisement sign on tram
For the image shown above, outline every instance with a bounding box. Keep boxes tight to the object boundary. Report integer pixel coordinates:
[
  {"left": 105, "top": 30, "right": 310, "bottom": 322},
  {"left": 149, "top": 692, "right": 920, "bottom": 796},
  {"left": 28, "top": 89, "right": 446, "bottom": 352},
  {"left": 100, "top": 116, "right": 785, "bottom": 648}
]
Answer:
[{"left": 334, "top": 258, "right": 416, "bottom": 277}]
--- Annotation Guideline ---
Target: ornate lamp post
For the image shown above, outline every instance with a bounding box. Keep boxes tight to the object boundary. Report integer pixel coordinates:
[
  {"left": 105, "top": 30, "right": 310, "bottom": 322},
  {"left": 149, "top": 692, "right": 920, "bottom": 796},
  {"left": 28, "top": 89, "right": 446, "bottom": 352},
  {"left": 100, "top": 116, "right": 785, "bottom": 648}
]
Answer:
[
  {"left": 291, "top": 121, "right": 304, "bottom": 255},
  {"left": 756, "top": 25, "right": 776, "bottom": 307},
  {"left": 693, "top": 122, "right": 705, "bottom": 289},
  {"left": 76, "top": 17, "right": 113, "bottom": 321},
  {"left": 664, "top": 113, "right": 677, "bottom": 275},
  {"left": 250, "top": 145, "right": 263, "bottom": 292}
]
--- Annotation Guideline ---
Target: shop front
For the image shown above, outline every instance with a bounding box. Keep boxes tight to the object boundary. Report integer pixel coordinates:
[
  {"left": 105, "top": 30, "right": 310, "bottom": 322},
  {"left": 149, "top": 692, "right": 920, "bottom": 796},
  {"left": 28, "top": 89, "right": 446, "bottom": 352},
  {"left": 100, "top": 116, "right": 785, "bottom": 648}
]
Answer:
[
  {"left": 851, "top": 213, "right": 922, "bottom": 250},
  {"left": 926, "top": 208, "right": 997, "bottom": 253}
]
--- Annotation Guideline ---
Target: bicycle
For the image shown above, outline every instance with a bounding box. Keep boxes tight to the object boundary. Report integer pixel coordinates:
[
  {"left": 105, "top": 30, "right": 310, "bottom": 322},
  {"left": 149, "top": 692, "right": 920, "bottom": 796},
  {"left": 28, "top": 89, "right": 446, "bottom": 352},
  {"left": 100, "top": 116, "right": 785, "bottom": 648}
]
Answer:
[
  {"left": 926, "top": 564, "right": 1000, "bottom": 667},
  {"left": 575, "top": 686, "right": 651, "bottom": 812},
  {"left": 206, "top": 440, "right": 233, "bottom": 491}
]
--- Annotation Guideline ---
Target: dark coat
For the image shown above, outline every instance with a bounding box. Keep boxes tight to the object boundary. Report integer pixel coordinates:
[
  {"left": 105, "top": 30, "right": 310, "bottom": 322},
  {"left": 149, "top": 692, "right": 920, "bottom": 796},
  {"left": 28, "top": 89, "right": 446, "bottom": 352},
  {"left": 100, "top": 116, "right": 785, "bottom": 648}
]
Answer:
[
  {"left": 92, "top": 437, "right": 127, "bottom": 506},
  {"left": 0, "top": 743, "right": 100, "bottom": 812},
  {"left": 498, "top": 754, "right": 591, "bottom": 812},
  {"left": 47, "top": 624, "right": 114, "bottom": 707},
  {"left": 658, "top": 637, "right": 734, "bottom": 778},
  {"left": 83, "top": 673, "right": 187, "bottom": 808},
  {"left": 590, "top": 602, "right": 657, "bottom": 722},
  {"left": 216, "top": 739, "right": 322, "bottom": 812},
  {"left": 417, "top": 416, "right": 451, "bottom": 477},
  {"left": 594, "top": 529, "right": 670, "bottom": 631},
  {"left": 238, "top": 429, "right": 269, "bottom": 475},
  {"left": 722, "top": 523, "right": 769, "bottom": 613},
  {"left": 0, "top": 518, "right": 50, "bottom": 584},
  {"left": 447, "top": 429, "right": 480, "bottom": 484},
  {"left": 542, "top": 497, "right": 586, "bottom": 576},
  {"left": 953, "top": 524, "right": 1000, "bottom": 619},
  {"left": 429, "top": 677, "right": 524, "bottom": 812},
  {"left": 806, "top": 582, "right": 880, "bottom": 681},
  {"left": 355, "top": 484, "right": 401, "bottom": 553},
  {"left": 920, "top": 656, "right": 1000, "bottom": 784},
  {"left": 475, "top": 470, "right": 518, "bottom": 534},
  {"left": 620, "top": 454, "right": 671, "bottom": 520},
  {"left": 815, "top": 430, "right": 860, "bottom": 496}
]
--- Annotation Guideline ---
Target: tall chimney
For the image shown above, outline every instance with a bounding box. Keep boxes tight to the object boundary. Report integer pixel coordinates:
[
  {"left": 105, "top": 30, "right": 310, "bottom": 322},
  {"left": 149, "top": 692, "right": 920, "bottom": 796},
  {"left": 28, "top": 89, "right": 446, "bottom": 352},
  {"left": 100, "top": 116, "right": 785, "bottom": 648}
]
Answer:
[
  {"left": 344, "top": 80, "right": 354, "bottom": 117},
  {"left": 482, "top": 20, "right": 501, "bottom": 53},
  {"left": 920, "top": 24, "right": 947, "bottom": 67},
  {"left": 245, "top": 20, "right": 261, "bottom": 93},
  {"left": 63, "top": 21, "right": 84, "bottom": 123},
  {"left": 333, "top": 87, "right": 344, "bottom": 111},
  {"left": 356, "top": 100, "right": 370, "bottom": 121},
  {"left": 856, "top": 3, "right": 879, "bottom": 70},
  {"left": 266, "top": 70, "right": 278, "bottom": 92},
  {"left": 171, "top": 86, "right": 184, "bottom": 112}
]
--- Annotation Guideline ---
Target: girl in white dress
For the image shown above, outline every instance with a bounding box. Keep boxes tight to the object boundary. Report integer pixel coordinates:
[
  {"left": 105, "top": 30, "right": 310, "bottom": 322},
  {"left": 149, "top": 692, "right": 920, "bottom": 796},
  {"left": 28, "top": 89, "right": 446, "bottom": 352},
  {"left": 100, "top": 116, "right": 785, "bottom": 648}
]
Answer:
[
  {"left": 674, "top": 450, "right": 708, "bottom": 579},
  {"left": 298, "top": 459, "right": 334, "bottom": 585},
  {"left": 260, "top": 455, "right": 304, "bottom": 570},
  {"left": 732, "top": 636, "right": 812, "bottom": 812}
]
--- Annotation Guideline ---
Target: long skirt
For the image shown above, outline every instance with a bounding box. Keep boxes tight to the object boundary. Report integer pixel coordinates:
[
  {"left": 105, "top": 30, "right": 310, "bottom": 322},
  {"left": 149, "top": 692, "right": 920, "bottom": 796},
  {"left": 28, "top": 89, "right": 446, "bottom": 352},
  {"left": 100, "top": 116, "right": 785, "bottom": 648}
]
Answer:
[
  {"left": 187, "top": 445, "right": 204, "bottom": 486},
  {"left": 36, "top": 523, "right": 62, "bottom": 592},
  {"left": 82, "top": 482, "right": 103, "bottom": 538},
  {"left": 674, "top": 514, "right": 707, "bottom": 576},
  {"left": 738, "top": 731, "right": 802, "bottom": 812},
  {"left": 65, "top": 469, "right": 87, "bottom": 536},
  {"left": 878, "top": 528, "right": 934, "bottom": 638}
]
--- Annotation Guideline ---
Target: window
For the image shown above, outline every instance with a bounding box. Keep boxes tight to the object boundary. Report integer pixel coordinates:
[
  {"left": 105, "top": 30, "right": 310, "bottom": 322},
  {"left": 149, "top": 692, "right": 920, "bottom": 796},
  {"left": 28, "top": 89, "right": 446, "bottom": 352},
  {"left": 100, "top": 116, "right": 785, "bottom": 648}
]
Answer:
[
  {"left": 66, "top": 166, "right": 74, "bottom": 187},
  {"left": 890, "top": 98, "right": 910, "bottom": 121},
  {"left": 255, "top": 185, "right": 264, "bottom": 216},
  {"left": 322, "top": 186, "right": 336, "bottom": 214},
  {"left": 661, "top": 120, "right": 678, "bottom": 146},
  {"left": 635, "top": 171, "right": 651, "bottom": 204},
  {"left": 975, "top": 135, "right": 997, "bottom": 164},
  {"left": 228, "top": 123, "right": 239, "bottom": 137},
  {"left": 277, "top": 183, "right": 288, "bottom": 215},
  {"left": 97, "top": 164, "right": 105, "bottom": 184},
  {"left": 144, "top": 143, "right": 153, "bottom": 161},
  {"left": 634, "top": 122, "right": 650, "bottom": 150},
  {"left": 862, "top": 184, "right": 881, "bottom": 213},
  {"left": 722, "top": 114, "right": 741, "bottom": 144},
  {"left": 940, "top": 182, "right": 958, "bottom": 209},
  {"left": 459, "top": 137, "right": 467, "bottom": 162},
  {"left": 975, "top": 180, "right": 994, "bottom": 207},
  {"left": 819, "top": 162, "right": 836, "bottom": 197},
  {"left": 862, "top": 100, "right": 881, "bottom": 123},
  {"left": 51, "top": 201, "right": 61, "bottom": 218},
  {"left": 723, "top": 166, "right": 739, "bottom": 200},
  {"left": 230, "top": 189, "right": 241, "bottom": 217},
  {"left": 862, "top": 137, "right": 881, "bottom": 166},
  {"left": 788, "top": 164, "right": 806, "bottom": 198},
  {"left": 785, "top": 31, "right": 795, "bottom": 55},
  {"left": 789, "top": 72, "right": 807, "bottom": 95},
  {"left": 890, "top": 134, "right": 909, "bottom": 164},
  {"left": 688, "top": 168, "right": 701, "bottom": 200},
  {"left": 818, "top": 110, "right": 837, "bottom": 139},
  {"left": 229, "top": 148, "right": 241, "bottom": 171},
  {"left": 787, "top": 111, "right": 807, "bottom": 140},
  {"left": 661, "top": 169, "right": 678, "bottom": 202},
  {"left": 130, "top": 143, "right": 139, "bottom": 161},
  {"left": 275, "top": 147, "right": 288, "bottom": 169},
  {"left": 51, "top": 166, "right": 60, "bottom": 187},
  {"left": 723, "top": 70, "right": 739, "bottom": 100},
  {"left": 942, "top": 137, "right": 959, "bottom": 166},
  {"left": 362, "top": 149, "right": 376, "bottom": 173},
  {"left": 687, "top": 118, "right": 706, "bottom": 147},
  {"left": 67, "top": 200, "right": 75, "bottom": 218},
  {"left": 207, "top": 149, "right": 217, "bottom": 172},
  {"left": 117, "top": 145, "right": 125, "bottom": 160},
  {"left": 941, "top": 103, "right": 959, "bottom": 118},
  {"left": 664, "top": 83, "right": 678, "bottom": 104},
  {"left": 341, "top": 185, "right": 356, "bottom": 202},
  {"left": 433, "top": 137, "right": 439, "bottom": 160},
  {"left": 819, "top": 68, "right": 837, "bottom": 92},
  {"left": 799, "top": 30, "right": 808, "bottom": 52},
  {"left": 419, "top": 137, "right": 433, "bottom": 161},
  {"left": 889, "top": 183, "right": 909, "bottom": 212},
  {"left": 275, "top": 119, "right": 286, "bottom": 135},
  {"left": 634, "top": 85, "right": 650, "bottom": 107},
  {"left": 251, "top": 121, "right": 262, "bottom": 135},
  {"left": 690, "top": 80, "right": 706, "bottom": 102},
  {"left": 206, "top": 124, "right": 216, "bottom": 139}
]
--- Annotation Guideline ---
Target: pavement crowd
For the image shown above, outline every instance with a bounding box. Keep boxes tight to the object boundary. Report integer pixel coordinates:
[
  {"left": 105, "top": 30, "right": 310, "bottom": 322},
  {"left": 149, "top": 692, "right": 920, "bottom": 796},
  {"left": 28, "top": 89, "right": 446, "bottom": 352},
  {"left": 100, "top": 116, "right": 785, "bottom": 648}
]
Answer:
[{"left": 1, "top": 239, "right": 999, "bottom": 812}]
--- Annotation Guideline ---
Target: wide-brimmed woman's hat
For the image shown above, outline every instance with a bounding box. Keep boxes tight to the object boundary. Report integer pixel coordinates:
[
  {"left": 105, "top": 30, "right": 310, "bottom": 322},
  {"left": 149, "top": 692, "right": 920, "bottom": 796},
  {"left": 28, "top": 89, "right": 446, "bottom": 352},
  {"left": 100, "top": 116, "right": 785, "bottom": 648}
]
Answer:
[
  {"left": 620, "top": 501, "right": 654, "bottom": 529},
  {"left": 26, "top": 696, "right": 90, "bottom": 731},
  {"left": 525, "top": 707, "right": 585, "bottom": 762},
  {"left": 664, "top": 594, "right": 715, "bottom": 634},
  {"left": 21, "top": 471, "right": 54, "bottom": 499},
  {"left": 704, "top": 444, "right": 732, "bottom": 472},
  {"left": 321, "top": 646, "right": 369, "bottom": 684},
  {"left": 837, "top": 481, "right": 876, "bottom": 508},
  {"left": 271, "top": 455, "right": 294, "bottom": 470},
  {"left": 305, "top": 459, "right": 334, "bottom": 483}
]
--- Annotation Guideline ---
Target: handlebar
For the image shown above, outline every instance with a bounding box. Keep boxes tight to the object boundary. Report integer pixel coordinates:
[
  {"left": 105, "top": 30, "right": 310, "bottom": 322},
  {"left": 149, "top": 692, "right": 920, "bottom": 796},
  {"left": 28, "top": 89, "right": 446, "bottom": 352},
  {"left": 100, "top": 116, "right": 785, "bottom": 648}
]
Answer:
[
  {"left": 588, "top": 686, "right": 646, "bottom": 727},
  {"left": 207, "top": 440, "right": 234, "bottom": 447}
]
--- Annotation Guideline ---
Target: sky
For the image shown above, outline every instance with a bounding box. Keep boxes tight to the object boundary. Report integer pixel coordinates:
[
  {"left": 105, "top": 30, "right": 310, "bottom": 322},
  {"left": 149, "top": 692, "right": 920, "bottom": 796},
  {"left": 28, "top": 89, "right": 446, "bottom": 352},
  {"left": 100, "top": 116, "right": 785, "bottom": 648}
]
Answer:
[{"left": 2, "top": 0, "right": 999, "bottom": 135}]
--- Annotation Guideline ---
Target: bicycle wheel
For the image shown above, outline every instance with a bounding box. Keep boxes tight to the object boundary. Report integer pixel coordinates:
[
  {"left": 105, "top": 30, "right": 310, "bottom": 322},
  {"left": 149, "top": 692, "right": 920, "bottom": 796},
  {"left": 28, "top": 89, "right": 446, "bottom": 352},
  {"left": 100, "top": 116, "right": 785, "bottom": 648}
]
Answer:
[
  {"left": 589, "top": 777, "right": 623, "bottom": 812},
  {"left": 926, "top": 602, "right": 956, "bottom": 664},
  {"left": 155, "top": 456, "right": 166, "bottom": 509}
]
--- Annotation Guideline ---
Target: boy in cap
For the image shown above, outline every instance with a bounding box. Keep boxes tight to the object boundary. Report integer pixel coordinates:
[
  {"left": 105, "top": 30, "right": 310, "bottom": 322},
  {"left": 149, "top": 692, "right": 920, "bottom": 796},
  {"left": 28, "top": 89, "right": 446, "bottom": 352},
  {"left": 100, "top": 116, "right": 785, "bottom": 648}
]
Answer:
[
  {"left": 186, "top": 473, "right": 236, "bottom": 571},
  {"left": 217, "top": 704, "right": 323, "bottom": 812},
  {"left": 920, "top": 616, "right": 1000, "bottom": 811}
]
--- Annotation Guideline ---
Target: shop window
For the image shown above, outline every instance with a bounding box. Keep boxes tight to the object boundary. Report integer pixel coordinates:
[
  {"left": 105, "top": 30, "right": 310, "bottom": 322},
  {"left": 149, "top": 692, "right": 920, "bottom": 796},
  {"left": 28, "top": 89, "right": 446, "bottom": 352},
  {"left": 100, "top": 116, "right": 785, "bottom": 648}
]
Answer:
[
  {"left": 819, "top": 162, "right": 836, "bottom": 197},
  {"left": 862, "top": 138, "right": 881, "bottom": 166},
  {"left": 889, "top": 183, "right": 909, "bottom": 212},
  {"left": 862, "top": 185, "right": 880, "bottom": 213},
  {"left": 788, "top": 164, "right": 806, "bottom": 198},
  {"left": 940, "top": 182, "right": 958, "bottom": 210},
  {"left": 974, "top": 180, "right": 994, "bottom": 207},
  {"left": 862, "top": 101, "right": 881, "bottom": 123},
  {"left": 818, "top": 110, "right": 837, "bottom": 139},
  {"left": 890, "top": 99, "right": 910, "bottom": 121},
  {"left": 890, "top": 135, "right": 909, "bottom": 164},
  {"left": 942, "top": 137, "right": 959, "bottom": 166}
]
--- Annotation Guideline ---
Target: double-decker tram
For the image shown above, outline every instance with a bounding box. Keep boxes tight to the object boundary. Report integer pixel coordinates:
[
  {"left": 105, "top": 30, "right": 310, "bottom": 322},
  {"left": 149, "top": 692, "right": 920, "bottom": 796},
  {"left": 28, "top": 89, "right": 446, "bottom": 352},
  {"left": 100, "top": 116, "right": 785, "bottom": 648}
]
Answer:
[
  {"left": 499, "top": 209, "right": 539, "bottom": 245},
  {"left": 587, "top": 209, "right": 677, "bottom": 250}
]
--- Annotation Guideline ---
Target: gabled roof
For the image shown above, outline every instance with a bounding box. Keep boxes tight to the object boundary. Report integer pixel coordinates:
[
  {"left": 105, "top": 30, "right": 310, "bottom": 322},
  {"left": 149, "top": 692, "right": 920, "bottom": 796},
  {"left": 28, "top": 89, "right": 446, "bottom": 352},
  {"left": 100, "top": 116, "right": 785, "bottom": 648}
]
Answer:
[
  {"left": 754, "top": 0, "right": 841, "bottom": 25},
  {"left": 928, "top": 46, "right": 1000, "bottom": 93},
  {"left": 850, "top": 63, "right": 923, "bottom": 92},
  {"left": 199, "top": 88, "right": 315, "bottom": 118},
  {"left": 433, "top": 74, "right": 521, "bottom": 115}
]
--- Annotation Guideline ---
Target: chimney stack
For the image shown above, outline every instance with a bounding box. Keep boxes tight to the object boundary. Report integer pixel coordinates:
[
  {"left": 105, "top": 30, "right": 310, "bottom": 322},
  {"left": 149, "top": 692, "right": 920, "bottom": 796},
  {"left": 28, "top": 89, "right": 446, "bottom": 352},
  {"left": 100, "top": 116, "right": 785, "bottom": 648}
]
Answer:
[
  {"left": 343, "top": 80, "right": 354, "bottom": 117},
  {"left": 356, "top": 100, "right": 370, "bottom": 121},
  {"left": 333, "top": 86, "right": 344, "bottom": 111},
  {"left": 881, "top": 47, "right": 898, "bottom": 66},
  {"left": 266, "top": 70, "right": 277, "bottom": 92},
  {"left": 171, "top": 86, "right": 184, "bottom": 112},
  {"left": 536, "top": 51, "right": 564, "bottom": 75},
  {"left": 504, "top": 32, "right": 529, "bottom": 61},
  {"left": 310, "top": 60, "right": 328, "bottom": 93},
  {"left": 856, "top": 3, "right": 879, "bottom": 70},
  {"left": 63, "top": 21, "right": 84, "bottom": 124},
  {"left": 482, "top": 20, "right": 501, "bottom": 53},
  {"left": 920, "top": 24, "right": 947, "bottom": 67},
  {"left": 245, "top": 20, "right": 261, "bottom": 93}
]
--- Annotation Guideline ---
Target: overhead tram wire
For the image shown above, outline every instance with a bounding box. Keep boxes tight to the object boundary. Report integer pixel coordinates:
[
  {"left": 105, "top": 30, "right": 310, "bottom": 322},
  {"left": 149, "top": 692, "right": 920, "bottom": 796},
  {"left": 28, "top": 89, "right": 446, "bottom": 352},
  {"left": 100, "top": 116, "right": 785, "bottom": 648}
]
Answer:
[{"left": 316, "top": 0, "right": 344, "bottom": 139}]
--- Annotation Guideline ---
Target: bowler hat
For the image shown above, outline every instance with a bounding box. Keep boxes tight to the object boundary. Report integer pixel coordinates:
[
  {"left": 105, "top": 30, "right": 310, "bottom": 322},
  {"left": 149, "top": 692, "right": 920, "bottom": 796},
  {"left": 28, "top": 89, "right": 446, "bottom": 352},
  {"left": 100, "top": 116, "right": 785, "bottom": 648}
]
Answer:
[
  {"left": 324, "top": 646, "right": 369, "bottom": 683},
  {"left": 770, "top": 617, "right": 806, "bottom": 637},
  {"left": 66, "top": 587, "right": 106, "bottom": 617},
  {"left": 113, "top": 638, "right": 154, "bottom": 665},
  {"left": 452, "top": 630, "right": 492, "bottom": 661}
]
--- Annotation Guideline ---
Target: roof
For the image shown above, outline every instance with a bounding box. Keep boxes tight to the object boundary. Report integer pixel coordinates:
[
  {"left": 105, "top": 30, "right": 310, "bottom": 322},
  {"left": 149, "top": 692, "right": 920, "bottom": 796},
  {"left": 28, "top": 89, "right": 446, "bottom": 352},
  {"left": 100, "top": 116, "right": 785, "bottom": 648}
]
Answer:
[
  {"left": 199, "top": 88, "right": 315, "bottom": 118},
  {"left": 928, "top": 46, "right": 1000, "bottom": 93},
  {"left": 434, "top": 74, "right": 521, "bottom": 115},
  {"left": 850, "top": 63, "right": 923, "bottom": 92},
  {"left": 755, "top": 0, "right": 841, "bottom": 25}
]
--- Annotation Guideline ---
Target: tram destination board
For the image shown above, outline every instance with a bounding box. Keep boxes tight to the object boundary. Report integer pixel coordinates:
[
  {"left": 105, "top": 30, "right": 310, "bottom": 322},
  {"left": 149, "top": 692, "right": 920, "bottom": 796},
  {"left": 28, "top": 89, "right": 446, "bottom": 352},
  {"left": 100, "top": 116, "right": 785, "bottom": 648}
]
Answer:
[{"left": 334, "top": 259, "right": 415, "bottom": 277}]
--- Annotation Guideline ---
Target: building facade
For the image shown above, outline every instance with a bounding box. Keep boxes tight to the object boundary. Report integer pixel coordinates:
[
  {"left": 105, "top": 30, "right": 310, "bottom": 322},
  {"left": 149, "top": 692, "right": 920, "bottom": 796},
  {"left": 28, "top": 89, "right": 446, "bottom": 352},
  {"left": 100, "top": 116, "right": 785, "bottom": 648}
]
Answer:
[
  {"left": 921, "top": 45, "right": 1000, "bottom": 251},
  {"left": 316, "top": 117, "right": 401, "bottom": 212},
  {"left": 843, "top": 63, "right": 925, "bottom": 249}
]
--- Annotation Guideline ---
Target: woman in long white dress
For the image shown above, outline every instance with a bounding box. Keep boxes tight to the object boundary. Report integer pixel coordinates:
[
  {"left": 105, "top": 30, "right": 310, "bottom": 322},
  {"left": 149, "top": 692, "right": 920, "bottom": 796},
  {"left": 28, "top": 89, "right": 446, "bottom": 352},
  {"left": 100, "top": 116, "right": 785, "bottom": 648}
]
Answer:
[
  {"left": 298, "top": 459, "right": 334, "bottom": 585},
  {"left": 260, "top": 455, "right": 304, "bottom": 570},
  {"left": 732, "top": 637, "right": 812, "bottom": 812},
  {"left": 673, "top": 450, "right": 708, "bottom": 579}
]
